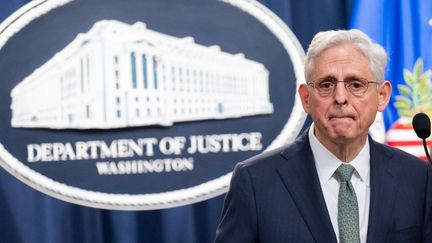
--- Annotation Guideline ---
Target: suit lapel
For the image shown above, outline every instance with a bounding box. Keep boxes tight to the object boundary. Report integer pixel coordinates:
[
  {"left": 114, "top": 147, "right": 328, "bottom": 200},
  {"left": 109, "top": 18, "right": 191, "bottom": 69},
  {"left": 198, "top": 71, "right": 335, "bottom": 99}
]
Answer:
[
  {"left": 277, "top": 133, "right": 337, "bottom": 243},
  {"left": 366, "top": 139, "right": 399, "bottom": 243}
]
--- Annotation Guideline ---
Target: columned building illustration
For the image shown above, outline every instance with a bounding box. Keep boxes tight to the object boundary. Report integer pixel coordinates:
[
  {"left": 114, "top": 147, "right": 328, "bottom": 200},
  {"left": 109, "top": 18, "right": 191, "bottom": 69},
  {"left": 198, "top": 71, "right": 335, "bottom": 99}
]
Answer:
[{"left": 10, "top": 20, "right": 273, "bottom": 129}]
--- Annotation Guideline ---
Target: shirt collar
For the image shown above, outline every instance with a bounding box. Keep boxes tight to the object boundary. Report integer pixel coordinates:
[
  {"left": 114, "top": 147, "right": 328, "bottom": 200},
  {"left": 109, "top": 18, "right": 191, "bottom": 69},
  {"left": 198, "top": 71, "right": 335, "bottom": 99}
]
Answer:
[{"left": 308, "top": 123, "right": 370, "bottom": 186}]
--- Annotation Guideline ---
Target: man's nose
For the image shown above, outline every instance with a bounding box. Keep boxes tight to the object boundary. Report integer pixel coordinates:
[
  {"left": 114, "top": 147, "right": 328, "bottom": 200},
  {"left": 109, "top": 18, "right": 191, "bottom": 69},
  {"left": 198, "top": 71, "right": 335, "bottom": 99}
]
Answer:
[{"left": 333, "top": 81, "right": 348, "bottom": 104}]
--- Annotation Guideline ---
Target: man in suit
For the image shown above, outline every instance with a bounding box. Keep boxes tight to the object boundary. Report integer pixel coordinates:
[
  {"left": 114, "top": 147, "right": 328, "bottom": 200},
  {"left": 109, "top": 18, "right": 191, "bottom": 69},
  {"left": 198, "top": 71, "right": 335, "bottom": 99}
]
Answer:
[{"left": 214, "top": 29, "right": 432, "bottom": 243}]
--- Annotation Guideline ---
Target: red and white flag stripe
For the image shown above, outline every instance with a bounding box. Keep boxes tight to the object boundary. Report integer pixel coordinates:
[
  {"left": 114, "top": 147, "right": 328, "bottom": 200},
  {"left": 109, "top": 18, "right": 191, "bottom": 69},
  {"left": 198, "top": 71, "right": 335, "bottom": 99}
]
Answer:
[{"left": 386, "top": 121, "right": 431, "bottom": 161}]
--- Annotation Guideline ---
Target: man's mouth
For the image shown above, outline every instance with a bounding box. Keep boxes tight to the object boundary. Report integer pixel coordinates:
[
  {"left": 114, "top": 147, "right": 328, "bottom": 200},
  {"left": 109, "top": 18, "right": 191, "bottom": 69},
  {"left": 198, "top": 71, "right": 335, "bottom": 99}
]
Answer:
[{"left": 329, "top": 115, "right": 355, "bottom": 120}]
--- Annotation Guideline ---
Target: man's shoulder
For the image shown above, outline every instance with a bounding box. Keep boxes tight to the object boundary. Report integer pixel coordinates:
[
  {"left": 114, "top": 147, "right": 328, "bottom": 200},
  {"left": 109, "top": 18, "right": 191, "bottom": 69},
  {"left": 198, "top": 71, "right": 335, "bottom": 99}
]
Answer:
[
  {"left": 236, "top": 135, "right": 309, "bottom": 172},
  {"left": 371, "top": 139, "right": 430, "bottom": 171}
]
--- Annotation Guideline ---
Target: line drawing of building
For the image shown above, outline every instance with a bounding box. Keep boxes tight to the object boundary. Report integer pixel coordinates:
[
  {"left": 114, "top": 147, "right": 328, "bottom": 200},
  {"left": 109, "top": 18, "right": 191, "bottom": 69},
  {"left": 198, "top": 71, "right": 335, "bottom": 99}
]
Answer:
[{"left": 10, "top": 20, "right": 273, "bottom": 129}]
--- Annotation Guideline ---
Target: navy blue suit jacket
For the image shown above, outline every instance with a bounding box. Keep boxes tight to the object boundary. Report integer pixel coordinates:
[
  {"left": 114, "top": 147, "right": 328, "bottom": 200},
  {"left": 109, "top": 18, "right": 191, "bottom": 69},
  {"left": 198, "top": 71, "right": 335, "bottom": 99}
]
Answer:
[{"left": 214, "top": 131, "right": 432, "bottom": 243}]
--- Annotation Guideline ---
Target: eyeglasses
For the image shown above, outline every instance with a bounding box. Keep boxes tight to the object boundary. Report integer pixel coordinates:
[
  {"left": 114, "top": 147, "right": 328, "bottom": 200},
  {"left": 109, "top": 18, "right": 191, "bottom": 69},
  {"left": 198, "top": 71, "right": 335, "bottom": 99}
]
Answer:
[{"left": 307, "top": 77, "right": 377, "bottom": 97}]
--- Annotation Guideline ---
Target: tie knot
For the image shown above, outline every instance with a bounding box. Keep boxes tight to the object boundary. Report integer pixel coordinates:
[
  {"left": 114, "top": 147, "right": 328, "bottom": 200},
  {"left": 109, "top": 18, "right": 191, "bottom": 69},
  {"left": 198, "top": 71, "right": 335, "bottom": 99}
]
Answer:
[{"left": 335, "top": 164, "right": 355, "bottom": 182}]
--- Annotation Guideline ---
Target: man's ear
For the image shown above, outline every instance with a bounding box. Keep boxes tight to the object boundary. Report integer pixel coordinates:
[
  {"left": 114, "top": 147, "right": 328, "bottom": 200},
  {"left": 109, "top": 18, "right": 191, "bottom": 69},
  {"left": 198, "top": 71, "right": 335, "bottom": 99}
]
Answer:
[
  {"left": 377, "top": 81, "right": 392, "bottom": 111},
  {"left": 298, "top": 83, "right": 311, "bottom": 113}
]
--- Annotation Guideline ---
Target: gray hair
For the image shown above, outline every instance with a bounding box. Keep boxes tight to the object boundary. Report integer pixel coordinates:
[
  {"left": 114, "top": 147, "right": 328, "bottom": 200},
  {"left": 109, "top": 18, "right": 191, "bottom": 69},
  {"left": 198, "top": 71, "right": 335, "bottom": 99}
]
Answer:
[{"left": 304, "top": 29, "right": 387, "bottom": 84}]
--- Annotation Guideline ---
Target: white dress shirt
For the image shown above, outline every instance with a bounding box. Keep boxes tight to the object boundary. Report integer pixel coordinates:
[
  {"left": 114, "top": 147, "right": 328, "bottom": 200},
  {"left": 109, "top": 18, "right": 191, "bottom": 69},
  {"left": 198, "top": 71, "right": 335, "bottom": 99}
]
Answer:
[{"left": 308, "top": 124, "right": 370, "bottom": 243}]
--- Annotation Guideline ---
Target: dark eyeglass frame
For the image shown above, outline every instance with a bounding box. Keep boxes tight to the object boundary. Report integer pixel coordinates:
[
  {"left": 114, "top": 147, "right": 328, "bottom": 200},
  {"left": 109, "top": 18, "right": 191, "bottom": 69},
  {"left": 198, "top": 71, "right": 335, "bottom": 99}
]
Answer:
[{"left": 307, "top": 76, "right": 378, "bottom": 97}]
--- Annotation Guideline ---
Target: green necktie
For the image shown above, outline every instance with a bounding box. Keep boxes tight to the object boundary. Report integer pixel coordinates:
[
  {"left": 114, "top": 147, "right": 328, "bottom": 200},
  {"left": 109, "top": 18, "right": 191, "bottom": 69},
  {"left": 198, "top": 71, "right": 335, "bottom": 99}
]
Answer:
[{"left": 334, "top": 164, "right": 360, "bottom": 243}]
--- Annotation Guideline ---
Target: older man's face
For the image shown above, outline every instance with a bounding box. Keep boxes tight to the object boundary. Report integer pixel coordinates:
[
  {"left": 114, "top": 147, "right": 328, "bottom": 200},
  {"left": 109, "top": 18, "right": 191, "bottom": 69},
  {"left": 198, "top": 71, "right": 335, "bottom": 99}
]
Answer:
[{"left": 299, "top": 43, "right": 391, "bottom": 147}]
